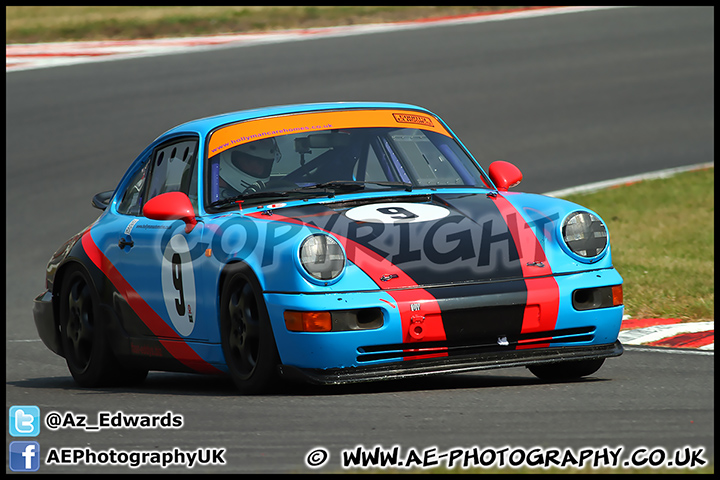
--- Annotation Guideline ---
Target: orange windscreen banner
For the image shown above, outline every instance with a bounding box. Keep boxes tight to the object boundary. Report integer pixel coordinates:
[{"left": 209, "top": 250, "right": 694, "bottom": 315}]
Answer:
[{"left": 207, "top": 109, "right": 452, "bottom": 157}]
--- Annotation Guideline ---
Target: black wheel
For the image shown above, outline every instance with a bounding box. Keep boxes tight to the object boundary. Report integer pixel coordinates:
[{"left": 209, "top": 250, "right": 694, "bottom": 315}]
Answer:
[
  {"left": 220, "top": 264, "right": 280, "bottom": 394},
  {"left": 58, "top": 265, "right": 147, "bottom": 387},
  {"left": 528, "top": 358, "right": 605, "bottom": 381}
]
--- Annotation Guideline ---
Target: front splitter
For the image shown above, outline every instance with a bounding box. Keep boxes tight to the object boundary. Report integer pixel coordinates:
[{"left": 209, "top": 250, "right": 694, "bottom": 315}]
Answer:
[{"left": 277, "top": 340, "right": 623, "bottom": 385}]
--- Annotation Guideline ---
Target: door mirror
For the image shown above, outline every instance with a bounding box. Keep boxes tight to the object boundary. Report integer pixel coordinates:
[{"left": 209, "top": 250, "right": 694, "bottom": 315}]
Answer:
[
  {"left": 488, "top": 161, "right": 522, "bottom": 191},
  {"left": 92, "top": 190, "right": 113, "bottom": 210},
  {"left": 142, "top": 192, "right": 197, "bottom": 233}
]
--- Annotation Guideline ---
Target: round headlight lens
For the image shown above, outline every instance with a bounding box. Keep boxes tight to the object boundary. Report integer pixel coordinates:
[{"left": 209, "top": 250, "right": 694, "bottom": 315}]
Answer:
[
  {"left": 299, "top": 234, "right": 345, "bottom": 281},
  {"left": 562, "top": 211, "right": 608, "bottom": 259}
]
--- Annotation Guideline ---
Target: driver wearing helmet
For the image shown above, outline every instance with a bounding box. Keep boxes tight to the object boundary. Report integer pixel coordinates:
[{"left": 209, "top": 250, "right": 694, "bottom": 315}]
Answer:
[{"left": 218, "top": 137, "right": 282, "bottom": 196}]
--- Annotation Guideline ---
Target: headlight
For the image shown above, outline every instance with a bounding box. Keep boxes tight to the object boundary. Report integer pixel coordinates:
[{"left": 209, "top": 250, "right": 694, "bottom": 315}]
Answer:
[
  {"left": 561, "top": 211, "right": 608, "bottom": 260},
  {"left": 299, "top": 234, "right": 345, "bottom": 281}
]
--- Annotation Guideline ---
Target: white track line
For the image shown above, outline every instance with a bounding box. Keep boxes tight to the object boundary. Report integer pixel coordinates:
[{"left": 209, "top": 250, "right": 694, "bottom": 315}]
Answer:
[
  {"left": 543, "top": 162, "right": 714, "bottom": 198},
  {"left": 623, "top": 345, "right": 714, "bottom": 356},
  {"left": 7, "top": 7, "right": 625, "bottom": 72}
]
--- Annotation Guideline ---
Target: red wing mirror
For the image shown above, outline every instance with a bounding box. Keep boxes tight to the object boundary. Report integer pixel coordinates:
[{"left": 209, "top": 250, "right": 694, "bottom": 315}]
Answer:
[
  {"left": 488, "top": 161, "right": 522, "bottom": 191},
  {"left": 142, "top": 192, "right": 197, "bottom": 233}
]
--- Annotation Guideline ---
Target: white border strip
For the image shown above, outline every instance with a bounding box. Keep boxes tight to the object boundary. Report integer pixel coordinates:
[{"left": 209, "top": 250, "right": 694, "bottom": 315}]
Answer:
[
  {"left": 624, "top": 345, "right": 714, "bottom": 356},
  {"left": 543, "top": 162, "right": 714, "bottom": 198},
  {"left": 618, "top": 321, "right": 714, "bottom": 345}
]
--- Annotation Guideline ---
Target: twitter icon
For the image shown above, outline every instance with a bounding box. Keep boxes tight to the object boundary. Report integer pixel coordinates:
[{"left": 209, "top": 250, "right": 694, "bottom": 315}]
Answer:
[{"left": 9, "top": 406, "right": 40, "bottom": 437}]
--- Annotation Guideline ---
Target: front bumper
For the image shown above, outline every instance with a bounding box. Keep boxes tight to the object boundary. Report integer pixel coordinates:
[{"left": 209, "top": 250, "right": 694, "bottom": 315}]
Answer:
[
  {"left": 33, "top": 290, "right": 63, "bottom": 356},
  {"left": 266, "top": 268, "right": 624, "bottom": 372},
  {"left": 278, "top": 340, "right": 624, "bottom": 385}
]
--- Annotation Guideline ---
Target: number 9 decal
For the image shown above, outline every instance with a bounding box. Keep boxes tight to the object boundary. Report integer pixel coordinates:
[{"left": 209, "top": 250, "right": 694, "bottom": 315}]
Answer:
[
  {"left": 345, "top": 202, "right": 449, "bottom": 224},
  {"left": 161, "top": 234, "right": 196, "bottom": 336},
  {"left": 376, "top": 206, "right": 419, "bottom": 220}
]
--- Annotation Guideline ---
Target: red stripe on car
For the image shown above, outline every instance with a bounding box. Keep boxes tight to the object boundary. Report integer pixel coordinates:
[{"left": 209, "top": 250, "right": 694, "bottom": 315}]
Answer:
[
  {"left": 81, "top": 230, "right": 221, "bottom": 374},
  {"left": 491, "top": 195, "right": 560, "bottom": 348}
]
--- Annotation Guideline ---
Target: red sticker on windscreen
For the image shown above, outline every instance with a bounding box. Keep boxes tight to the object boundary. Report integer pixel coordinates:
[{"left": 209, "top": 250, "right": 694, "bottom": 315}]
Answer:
[{"left": 392, "top": 113, "right": 435, "bottom": 127}]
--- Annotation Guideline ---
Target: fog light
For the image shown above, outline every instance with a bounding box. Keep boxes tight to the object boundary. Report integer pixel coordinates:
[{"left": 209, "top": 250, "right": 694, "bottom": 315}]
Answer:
[
  {"left": 284, "top": 311, "right": 332, "bottom": 332},
  {"left": 572, "top": 285, "right": 623, "bottom": 311}
]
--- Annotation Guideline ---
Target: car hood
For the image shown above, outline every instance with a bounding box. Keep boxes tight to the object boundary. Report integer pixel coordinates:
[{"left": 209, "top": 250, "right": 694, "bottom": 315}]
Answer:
[{"left": 247, "top": 191, "right": 611, "bottom": 289}]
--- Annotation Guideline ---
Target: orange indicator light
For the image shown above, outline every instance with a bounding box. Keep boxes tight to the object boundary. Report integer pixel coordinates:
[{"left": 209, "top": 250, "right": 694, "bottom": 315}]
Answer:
[
  {"left": 612, "top": 285, "right": 623, "bottom": 306},
  {"left": 284, "top": 311, "right": 332, "bottom": 332}
]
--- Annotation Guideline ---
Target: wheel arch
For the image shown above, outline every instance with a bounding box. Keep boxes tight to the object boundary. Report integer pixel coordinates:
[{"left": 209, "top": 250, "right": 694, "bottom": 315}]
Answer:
[
  {"left": 49, "top": 260, "right": 89, "bottom": 357},
  {"left": 218, "top": 258, "right": 263, "bottom": 287},
  {"left": 51, "top": 257, "right": 115, "bottom": 358},
  {"left": 217, "top": 259, "right": 267, "bottom": 312},
  {"left": 217, "top": 259, "right": 281, "bottom": 393}
]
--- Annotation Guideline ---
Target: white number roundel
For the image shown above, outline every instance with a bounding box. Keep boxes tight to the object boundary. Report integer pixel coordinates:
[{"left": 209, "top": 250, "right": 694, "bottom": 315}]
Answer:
[
  {"left": 345, "top": 202, "right": 449, "bottom": 224},
  {"left": 161, "top": 234, "right": 196, "bottom": 337}
]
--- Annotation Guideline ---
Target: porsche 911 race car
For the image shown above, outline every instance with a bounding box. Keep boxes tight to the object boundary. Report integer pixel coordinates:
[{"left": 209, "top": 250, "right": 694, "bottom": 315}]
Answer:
[{"left": 33, "top": 102, "right": 624, "bottom": 393}]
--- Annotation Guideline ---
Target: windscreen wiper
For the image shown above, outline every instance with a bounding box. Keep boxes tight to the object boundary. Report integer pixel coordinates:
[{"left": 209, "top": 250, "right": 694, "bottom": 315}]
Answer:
[
  {"left": 210, "top": 181, "right": 413, "bottom": 209},
  {"left": 209, "top": 190, "right": 295, "bottom": 209},
  {"left": 210, "top": 186, "right": 344, "bottom": 209},
  {"left": 301, "top": 180, "right": 413, "bottom": 192}
]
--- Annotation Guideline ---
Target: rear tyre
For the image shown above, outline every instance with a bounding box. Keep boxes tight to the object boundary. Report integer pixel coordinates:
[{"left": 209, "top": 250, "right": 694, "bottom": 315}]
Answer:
[
  {"left": 58, "top": 265, "right": 147, "bottom": 387},
  {"left": 528, "top": 358, "right": 605, "bottom": 381},
  {"left": 220, "top": 264, "right": 280, "bottom": 394}
]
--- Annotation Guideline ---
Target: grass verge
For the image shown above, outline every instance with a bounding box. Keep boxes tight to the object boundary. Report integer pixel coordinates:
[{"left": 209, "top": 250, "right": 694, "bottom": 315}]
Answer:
[
  {"left": 6, "top": 6, "right": 522, "bottom": 44},
  {"left": 563, "top": 167, "right": 714, "bottom": 322}
]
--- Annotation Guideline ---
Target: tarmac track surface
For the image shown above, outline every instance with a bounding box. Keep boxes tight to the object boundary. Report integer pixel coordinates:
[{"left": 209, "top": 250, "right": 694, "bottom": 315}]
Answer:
[{"left": 6, "top": 6, "right": 713, "bottom": 473}]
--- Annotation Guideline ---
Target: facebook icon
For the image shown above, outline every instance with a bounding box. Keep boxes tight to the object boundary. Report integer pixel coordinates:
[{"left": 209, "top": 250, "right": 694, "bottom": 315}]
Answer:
[{"left": 9, "top": 441, "right": 41, "bottom": 472}]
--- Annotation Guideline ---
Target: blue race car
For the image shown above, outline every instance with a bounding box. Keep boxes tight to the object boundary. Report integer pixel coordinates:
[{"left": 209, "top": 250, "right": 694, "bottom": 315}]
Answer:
[{"left": 33, "top": 102, "right": 624, "bottom": 393}]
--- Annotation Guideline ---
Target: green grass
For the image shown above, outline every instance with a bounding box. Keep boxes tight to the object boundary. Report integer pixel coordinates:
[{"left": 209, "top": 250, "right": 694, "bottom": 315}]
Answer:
[
  {"left": 5, "top": 6, "right": 521, "bottom": 44},
  {"left": 562, "top": 167, "right": 714, "bottom": 322}
]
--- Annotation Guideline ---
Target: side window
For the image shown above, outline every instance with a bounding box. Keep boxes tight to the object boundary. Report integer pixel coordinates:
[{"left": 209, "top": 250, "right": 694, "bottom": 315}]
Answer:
[
  {"left": 117, "top": 160, "right": 149, "bottom": 216},
  {"left": 145, "top": 138, "right": 199, "bottom": 212}
]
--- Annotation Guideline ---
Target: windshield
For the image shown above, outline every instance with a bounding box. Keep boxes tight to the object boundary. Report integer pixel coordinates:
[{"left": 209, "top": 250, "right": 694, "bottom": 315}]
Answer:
[{"left": 206, "top": 111, "right": 491, "bottom": 208}]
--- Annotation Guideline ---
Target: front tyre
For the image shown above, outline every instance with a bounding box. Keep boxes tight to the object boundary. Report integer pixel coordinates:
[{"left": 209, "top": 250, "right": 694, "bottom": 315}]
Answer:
[
  {"left": 58, "top": 265, "right": 147, "bottom": 387},
  {"left": 220, "top": 264, "right": 280, "bottom": 394},
  {"left": 528, "top": 358, "right": 605, "bottom": 381}
]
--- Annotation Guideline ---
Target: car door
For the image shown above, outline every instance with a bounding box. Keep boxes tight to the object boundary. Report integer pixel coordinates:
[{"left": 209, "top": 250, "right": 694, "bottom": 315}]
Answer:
[{"left": 99, "top": 136, "right": 210, "bottom": 342}]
